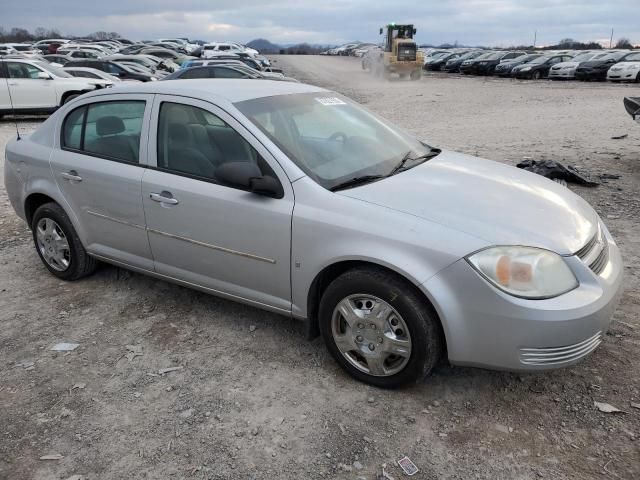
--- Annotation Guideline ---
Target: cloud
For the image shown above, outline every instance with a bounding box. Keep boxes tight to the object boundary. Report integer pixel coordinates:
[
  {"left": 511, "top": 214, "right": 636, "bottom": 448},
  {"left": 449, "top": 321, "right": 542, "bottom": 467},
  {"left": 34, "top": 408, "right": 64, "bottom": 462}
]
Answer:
[{"left": 2, "top": 0, "right": 639, "bottom": 46}]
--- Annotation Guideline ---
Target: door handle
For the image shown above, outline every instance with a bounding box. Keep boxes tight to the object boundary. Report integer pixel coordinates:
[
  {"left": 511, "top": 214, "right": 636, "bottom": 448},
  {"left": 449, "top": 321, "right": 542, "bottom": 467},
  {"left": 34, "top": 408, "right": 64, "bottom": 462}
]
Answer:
[
  {"left": 61, "top": 170, "right": 82, "bottom": 182},
  {"left": 150, "top": 192, "right": 179, "bottom": 205},
  {"left": 8, "top": 82, "right": 18, "bottom": 86}
]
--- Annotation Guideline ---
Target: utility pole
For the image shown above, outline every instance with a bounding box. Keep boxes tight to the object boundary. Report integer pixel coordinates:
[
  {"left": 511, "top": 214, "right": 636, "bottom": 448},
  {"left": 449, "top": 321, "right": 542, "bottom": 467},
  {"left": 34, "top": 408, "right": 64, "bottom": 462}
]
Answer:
[
  {"left": 533, "top": 30, "right": 537, "bottom": 48},
  {"left": 609, "top": 28, "right": 614, "bottom": 48}
]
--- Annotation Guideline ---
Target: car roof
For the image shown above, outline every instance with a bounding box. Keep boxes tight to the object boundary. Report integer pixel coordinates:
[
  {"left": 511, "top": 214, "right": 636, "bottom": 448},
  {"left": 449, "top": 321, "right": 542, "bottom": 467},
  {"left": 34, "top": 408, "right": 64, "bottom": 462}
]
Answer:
[{"left": 84, "top": 79, "right": 326, "bottom": 103}]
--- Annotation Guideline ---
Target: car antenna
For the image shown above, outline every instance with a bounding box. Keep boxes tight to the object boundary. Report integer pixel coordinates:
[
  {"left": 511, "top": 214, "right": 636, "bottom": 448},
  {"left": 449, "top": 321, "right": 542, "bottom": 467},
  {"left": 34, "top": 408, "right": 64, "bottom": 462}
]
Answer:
[{"left": 1, "top": 54, "right": 21, "bottom": 140}]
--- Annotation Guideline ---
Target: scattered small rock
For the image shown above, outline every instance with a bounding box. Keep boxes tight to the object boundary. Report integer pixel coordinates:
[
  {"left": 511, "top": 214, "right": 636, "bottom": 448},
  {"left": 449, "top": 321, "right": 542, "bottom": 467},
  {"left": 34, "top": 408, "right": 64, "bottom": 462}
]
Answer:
[
  {"left": 249, "top": 325, "right": 256, "bottom": 332},
  {"left": 158, "top": 366, "right": 183, "bottom": 375},
  {"left": 125, "top": 345, "right": 143, "bottom": 361},
  {"left": 594, "top": 401, "right": 624, "bottom": 413},
  {"left": 367, "top": 396, "right": 375, "bottom": 403},
  {"left": 71, "top": 383, "right": 86, "bottom": 390},
  {"left": 50, "top": 342, "right": 79, "bottom": 352},
  {"left": 353, "top": 460, "right": 363, "bottom": 470},
  {"left": 40, "top": 453, "right": 64, "bottom": 460}
]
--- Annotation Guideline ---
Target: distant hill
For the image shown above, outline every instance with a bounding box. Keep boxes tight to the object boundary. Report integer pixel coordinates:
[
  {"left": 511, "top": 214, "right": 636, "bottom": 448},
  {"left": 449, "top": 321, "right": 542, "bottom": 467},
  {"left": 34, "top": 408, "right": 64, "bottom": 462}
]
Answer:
[
  {"left": 246, "top": 38, "right": 281, "bottom": 53},
  {"left": 247, "top": 38, "right": 337, "bottom": 55}
]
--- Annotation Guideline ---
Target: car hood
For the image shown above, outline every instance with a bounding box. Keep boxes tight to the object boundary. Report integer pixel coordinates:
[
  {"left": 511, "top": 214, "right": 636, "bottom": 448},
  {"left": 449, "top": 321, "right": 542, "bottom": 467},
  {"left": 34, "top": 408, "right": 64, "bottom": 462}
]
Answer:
[
  {"left": 338, "top": 151, "right": 598, "bottom": 255},
  {"left": 611, "top": 61, "right": 640, "bottom": 69},
  {"left": 579, "top": 60, "right": 614, "bottom": 68}
]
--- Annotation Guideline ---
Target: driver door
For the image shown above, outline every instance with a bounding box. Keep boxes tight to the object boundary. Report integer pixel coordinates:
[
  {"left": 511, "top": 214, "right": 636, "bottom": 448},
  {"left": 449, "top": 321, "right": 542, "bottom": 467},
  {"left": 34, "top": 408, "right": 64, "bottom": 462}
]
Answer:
[{"left": 141, "top": 95, "right": 294, "bottom": 313}]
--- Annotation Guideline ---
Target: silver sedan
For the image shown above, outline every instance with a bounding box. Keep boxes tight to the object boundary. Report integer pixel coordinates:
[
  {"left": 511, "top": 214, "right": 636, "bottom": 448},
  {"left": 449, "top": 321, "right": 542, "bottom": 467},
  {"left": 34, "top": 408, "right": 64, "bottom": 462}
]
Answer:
[{"left": 4, "top": 80, "right": 623, "bottom": 387}]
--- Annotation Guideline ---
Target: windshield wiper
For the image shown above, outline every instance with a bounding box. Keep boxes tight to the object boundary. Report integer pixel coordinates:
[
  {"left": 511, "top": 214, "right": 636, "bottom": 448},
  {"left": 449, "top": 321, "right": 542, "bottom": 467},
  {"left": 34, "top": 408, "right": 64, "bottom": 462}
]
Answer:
[
  {"left": 329, "top": 175, "right": 385, "bottom": 192},
  {"left": 388, "top": 148, "right": 441, "bottom": 176}
]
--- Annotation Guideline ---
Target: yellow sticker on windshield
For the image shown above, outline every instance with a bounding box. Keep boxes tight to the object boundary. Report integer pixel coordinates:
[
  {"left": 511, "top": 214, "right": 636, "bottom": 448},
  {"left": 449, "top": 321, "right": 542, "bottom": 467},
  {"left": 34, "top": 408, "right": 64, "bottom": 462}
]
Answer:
[{"left": 315, "top": 97, "right": 347, "bottom": 106}]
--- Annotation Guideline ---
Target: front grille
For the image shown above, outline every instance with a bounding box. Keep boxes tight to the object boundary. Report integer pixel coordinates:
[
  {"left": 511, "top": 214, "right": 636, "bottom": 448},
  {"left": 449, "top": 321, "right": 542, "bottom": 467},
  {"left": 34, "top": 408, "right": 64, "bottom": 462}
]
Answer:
[
  {"left": 397, "top": 44, "right": 416, "bottom": 62},
  {"left": 520, "top": 332, "right": 602, "bottom": 366},
  {"left": 575, "top": 224, "right": 609, "bottom": 275}
]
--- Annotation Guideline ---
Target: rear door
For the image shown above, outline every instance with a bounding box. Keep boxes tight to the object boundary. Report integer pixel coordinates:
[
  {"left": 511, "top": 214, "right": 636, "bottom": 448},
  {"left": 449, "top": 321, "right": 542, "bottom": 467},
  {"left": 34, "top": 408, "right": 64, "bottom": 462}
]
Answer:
[
  {"left": 50, "top": 93, "right": 155, "bottom": 269},
  {"left": 141, "top": 95, "right": 294, "bottom": 312}
]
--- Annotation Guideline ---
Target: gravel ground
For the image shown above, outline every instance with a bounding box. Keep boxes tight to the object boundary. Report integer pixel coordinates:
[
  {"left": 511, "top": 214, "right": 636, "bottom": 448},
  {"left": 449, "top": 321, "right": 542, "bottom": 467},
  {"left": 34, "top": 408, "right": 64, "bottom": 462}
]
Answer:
[{"left": 1, "top": 55, "right": 639, "bottom": 480}]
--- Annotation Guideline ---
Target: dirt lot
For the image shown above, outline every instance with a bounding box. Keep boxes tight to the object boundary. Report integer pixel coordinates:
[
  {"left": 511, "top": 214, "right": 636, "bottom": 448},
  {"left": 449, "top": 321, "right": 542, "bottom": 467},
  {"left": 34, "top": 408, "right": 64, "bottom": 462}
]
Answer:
[{"left": 1, "top": 55, "right": 639, "bottom": 480}]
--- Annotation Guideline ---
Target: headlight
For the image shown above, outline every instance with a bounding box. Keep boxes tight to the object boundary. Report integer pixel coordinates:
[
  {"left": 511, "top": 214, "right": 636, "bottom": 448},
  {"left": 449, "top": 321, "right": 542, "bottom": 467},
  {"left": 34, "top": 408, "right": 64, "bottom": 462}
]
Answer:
[
  {"left": 467, "top": 246, "right": 578, "bottom": 299},
  {"left": 521, "top": 66, "right": 532, "bottom": 71}
]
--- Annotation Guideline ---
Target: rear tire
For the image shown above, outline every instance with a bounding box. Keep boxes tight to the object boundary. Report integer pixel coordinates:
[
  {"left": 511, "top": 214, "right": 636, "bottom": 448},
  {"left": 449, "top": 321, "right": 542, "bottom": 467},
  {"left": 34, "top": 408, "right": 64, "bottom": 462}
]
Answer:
[
  {"left": 31, "top": 202, "right": 98, "bottom": 281},
  {"left": 532, "top": 70, "right": 541, "bottom": 80},
  {"left": 319, "top": 267, "right": 443, "bottom": 388},
  {"left": 410, "top": 69, "right": 422, "bottom": 81}
]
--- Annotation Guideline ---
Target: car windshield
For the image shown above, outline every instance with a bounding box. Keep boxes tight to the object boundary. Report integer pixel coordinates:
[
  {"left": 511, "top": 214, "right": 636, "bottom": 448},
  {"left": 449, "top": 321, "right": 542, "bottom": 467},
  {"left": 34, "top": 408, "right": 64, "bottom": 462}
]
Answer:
[
  {"left": 521, "top": 54, "right": 541, "bottom": 62},
  {"left": 571, "top": 52, "right": 595, "bottom": 62},
  {"left": 623, "top": 52, "right": 640, "bottom": 61},
  {"left": 485, "top": 53, "right": 504, "bottom": 60},
  {"left": 35, "top": 61, "right": 73, "bottom": 78},
  {"left": 528, "top": 56, "right": 549, "bottom": 65},
  {"left": 599, "top": 53, "right": 625, "bottom": 61},
  {"left": 235, "top": 92, "right": 437, "bottom": 190}
]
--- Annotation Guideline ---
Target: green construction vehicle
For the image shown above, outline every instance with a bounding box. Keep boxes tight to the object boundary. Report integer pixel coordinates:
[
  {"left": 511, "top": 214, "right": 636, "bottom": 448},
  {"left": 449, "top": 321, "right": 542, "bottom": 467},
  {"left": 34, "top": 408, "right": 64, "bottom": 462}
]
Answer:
[{"left": 370, "top": 23, "right": 424, "bottom": 80}]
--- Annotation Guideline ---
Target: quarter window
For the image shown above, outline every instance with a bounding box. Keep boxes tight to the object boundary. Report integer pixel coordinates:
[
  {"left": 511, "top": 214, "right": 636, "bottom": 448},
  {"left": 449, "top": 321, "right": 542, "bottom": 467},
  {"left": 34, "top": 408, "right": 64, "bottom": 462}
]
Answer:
[
  {"left": 156, "top": 102, "right": 270, "bottom": 185},
  {"left": 61, "top": 101, "right": 145, "bottom": 163}
]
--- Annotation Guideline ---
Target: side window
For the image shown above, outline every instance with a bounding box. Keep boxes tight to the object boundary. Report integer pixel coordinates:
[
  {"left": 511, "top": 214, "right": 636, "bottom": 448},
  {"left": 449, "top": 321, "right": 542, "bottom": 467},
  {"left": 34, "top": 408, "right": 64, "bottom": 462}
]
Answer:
[
  {"left": 62, "top": 101, "right": 145, "bottom": 163},
  {"left": 157, "top": 102, "right": 269, "bottom": 184},
  {"left": 213, "top": 67, "right": 245, "bottom": 78},
  {"left": 6, "top": 62, "right": 41, "bottom": 79},
  {"left": 103, "top": 63, "right": 122, "bottom": 75},
  {"left": 180, "top": 68, "right": 211, "bottom": 79}
]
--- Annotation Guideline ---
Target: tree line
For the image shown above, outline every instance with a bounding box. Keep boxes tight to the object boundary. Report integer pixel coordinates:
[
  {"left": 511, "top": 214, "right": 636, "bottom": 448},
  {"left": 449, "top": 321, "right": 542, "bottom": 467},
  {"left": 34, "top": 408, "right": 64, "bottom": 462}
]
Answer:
[{"left": 0, "top": 26, "right": 121, "bottom": 43}]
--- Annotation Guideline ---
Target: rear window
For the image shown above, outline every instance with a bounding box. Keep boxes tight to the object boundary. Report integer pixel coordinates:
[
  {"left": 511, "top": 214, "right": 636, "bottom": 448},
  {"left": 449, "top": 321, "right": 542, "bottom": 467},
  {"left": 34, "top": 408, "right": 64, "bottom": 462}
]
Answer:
[{"left": 61, "top": 101, "right": 146, "bottom": 163}]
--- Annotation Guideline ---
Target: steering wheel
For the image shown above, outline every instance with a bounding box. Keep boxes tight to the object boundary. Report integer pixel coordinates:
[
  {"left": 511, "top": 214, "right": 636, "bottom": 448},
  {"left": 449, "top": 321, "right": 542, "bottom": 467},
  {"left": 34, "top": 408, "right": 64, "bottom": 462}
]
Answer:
[{"left": 328, "top": 132, "right": 348, "bottom": 142}]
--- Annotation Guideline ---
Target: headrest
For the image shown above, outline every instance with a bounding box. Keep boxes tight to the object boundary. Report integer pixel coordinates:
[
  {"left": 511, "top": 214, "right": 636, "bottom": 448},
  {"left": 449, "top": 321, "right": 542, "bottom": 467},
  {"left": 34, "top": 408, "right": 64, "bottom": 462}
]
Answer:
[
  {"left": 167, "top": 123, "right": 188, "bottom": 142},
  {"left": 96, "top": 116, "right": 125, "bottom": 136}
]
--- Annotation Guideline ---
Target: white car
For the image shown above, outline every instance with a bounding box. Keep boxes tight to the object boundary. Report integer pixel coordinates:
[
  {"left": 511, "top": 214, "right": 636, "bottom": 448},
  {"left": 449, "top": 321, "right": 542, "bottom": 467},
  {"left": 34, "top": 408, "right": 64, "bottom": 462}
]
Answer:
[
  {"left": 607, "top": 52, "right": 640, "bottom": 82},
  {"left": 1, "top": 44, "right": 42, "bottom": 58},
  {"left": 63, "top": 66, "right": 127, "bottom": 87},
  {"left": 0, "top": 59, "right": 98, "bottom": 117},
  {"left": 202, "top": 43, "right": 255, "bottom": 59},
  {"left": 549, "top": 51, "right": 606, "bottom": 80},
  {"left": 58, "top": 44, "right": 112, "bottom": 56},
  {"left": 158, "top": 38, "right": 199, "bottom": 55}
]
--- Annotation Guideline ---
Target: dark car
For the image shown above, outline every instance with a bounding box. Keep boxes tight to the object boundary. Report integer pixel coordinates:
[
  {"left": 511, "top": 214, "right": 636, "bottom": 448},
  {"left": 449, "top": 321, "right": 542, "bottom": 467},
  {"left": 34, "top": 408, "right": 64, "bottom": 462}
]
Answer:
[
  {"left": 443, "top": 50, "right": 484, "bottom": 73},
  {"left": 459, "top": 51, "right": 497, "bottom": 74},
  {"left": 493, "top": 54, "right": 542, "bottom": 77},
  {"left": 425, "top": 52, "right": 463, "bottom": 71},
  {"left": 161, "top": 65, "right": 258, "bottom": 80},
  {"left": 43, "top": 54, "right": 72, "bottom": 66},
  {"left": 64, "top": 59, "right": 154, "bottom": 82},
  {"left": 473, "top": 51, "right": 527, "bottom": 75},
  {"left": 575, "top": 51, "right": 630, "bottom": 81},
  {"left": 512, "top": 54, "right": 574, "bottom": 79}
]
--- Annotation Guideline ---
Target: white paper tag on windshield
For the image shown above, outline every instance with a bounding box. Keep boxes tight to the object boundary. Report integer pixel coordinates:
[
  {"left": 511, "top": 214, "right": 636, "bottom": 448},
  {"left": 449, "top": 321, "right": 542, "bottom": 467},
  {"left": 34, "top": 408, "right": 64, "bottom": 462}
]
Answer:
[{"left": 315, "top": 97, "right": 347, "bottom": 106}]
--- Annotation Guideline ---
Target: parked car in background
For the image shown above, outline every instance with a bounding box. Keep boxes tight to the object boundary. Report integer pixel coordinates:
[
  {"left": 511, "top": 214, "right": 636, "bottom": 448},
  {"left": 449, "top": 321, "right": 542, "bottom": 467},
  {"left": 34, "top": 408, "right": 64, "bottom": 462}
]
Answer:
[
  {"left": 459, "top": 51, "right": 495, "bottom": 74},
  {"left": 63, "top": 66, "right": 125, "bottom": 86},
  {"left": 139, "top": 48, "right": 195, "bottom": 66},
  {"left": 4, "top": 80, "right": 622, "bottom": 388},
  {"left": 64, "top": 59, "right": 158, "bottom": 82},
  {"left": 32, "top": 39, "right": 70, "bottom": 53},
  {"left": 161, "top": 65, "right": 262, "bottom": 80},
  {"left": 443, "top": 50, "right": 484, "bottom": 73},
  {"left": 424, "top": 52, "right": 462, "bottom": 71},
  {"left": 575, "top": 51, "right": 629, "bottom": 81},
  {"left": 474, "top": 51, "right": 527, "bottom": 75},
  {"left": 2, "top": 44, "right": 42, "bottom": 58},
  {"left": 0, "top": 45, "right": 19, "bottom": 55},
  {"left": 43, "top": 54, "right": 73, "bottom": 66},
  {"left": 182, "top": 55, "right": 269, "bottom": 73},
  {"left": 0, "top": 58, "right": 96, "bottom": 116},
  {"left": 64, "top": 49, "right": 103, "bottom": 60},
  {"left": 512, "top": 54, "right": 574, "bottom": 79},
  {"left": 548, "top": 51, "right": 602, "bottom": 80},
  {"left": 494, "top": 53, "right": 542, "bottom": 77},
  {"left": 202, "top": 43, "right": 247, "bottom": 58},
  {"left": 607, "top": 52, "right": 640, "bottom": 83}
]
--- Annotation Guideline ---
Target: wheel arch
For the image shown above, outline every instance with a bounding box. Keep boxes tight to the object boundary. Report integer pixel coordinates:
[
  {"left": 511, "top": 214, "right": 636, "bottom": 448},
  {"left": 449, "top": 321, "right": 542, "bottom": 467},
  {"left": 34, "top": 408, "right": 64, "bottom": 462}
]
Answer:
[{"left": 304, "top": 259, "right": 445, "bottom": 349}]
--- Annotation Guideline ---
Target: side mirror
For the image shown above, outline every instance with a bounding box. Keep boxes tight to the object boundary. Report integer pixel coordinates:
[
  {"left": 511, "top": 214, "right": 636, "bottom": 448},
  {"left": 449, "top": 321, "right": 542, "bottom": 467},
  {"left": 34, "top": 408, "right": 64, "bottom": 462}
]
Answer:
[
  {"left": 379, "top": 28, "right": 383, "bottom": 35},
  {"left": 216, "top": 162, "right": 283, "bottom": 198},
  {"left": 37, "top": 71, "right": 52, "bottom": 80},
  {"left": 414, "top": 28, "right": 417, "bottom": 34}
]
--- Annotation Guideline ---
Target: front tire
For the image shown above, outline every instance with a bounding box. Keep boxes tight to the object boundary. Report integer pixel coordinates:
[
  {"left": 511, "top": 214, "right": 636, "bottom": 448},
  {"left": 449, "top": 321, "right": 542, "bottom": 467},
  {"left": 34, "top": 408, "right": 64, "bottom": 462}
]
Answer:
[
  {"left": 532, "top": 70, "right": 541, "bottom": 80},
  {"left": 319, "top": 267, "right": 443, "bottom": 388},
  {"left": 31, "top": 202, "right": 98, "bottom": 281},
  {"left": 62, "top": 93, "right": 81, "bottom": 106}
]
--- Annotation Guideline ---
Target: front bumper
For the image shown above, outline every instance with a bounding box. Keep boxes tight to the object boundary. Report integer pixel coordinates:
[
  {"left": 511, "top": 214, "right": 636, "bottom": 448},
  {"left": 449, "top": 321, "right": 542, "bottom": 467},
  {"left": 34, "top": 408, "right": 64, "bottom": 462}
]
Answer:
[
  {"left": 608, "top": 71, "right": 638, "bottom": 81},
  {"left": 575, "top": 69, "right": 608, "bottom": 81},
  {"left": 422, "top": 230, "right": 623, "bottom": 371},
  {"left": 549, "top": 69, "right": 575, "bottom": 79}
]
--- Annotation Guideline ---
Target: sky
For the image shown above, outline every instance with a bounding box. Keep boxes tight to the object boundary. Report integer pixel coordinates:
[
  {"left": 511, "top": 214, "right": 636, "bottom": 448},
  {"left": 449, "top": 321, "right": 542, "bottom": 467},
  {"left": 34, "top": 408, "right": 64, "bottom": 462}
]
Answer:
[{"left": 3, "top": 1, "right": 640, "bottom": 47}]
